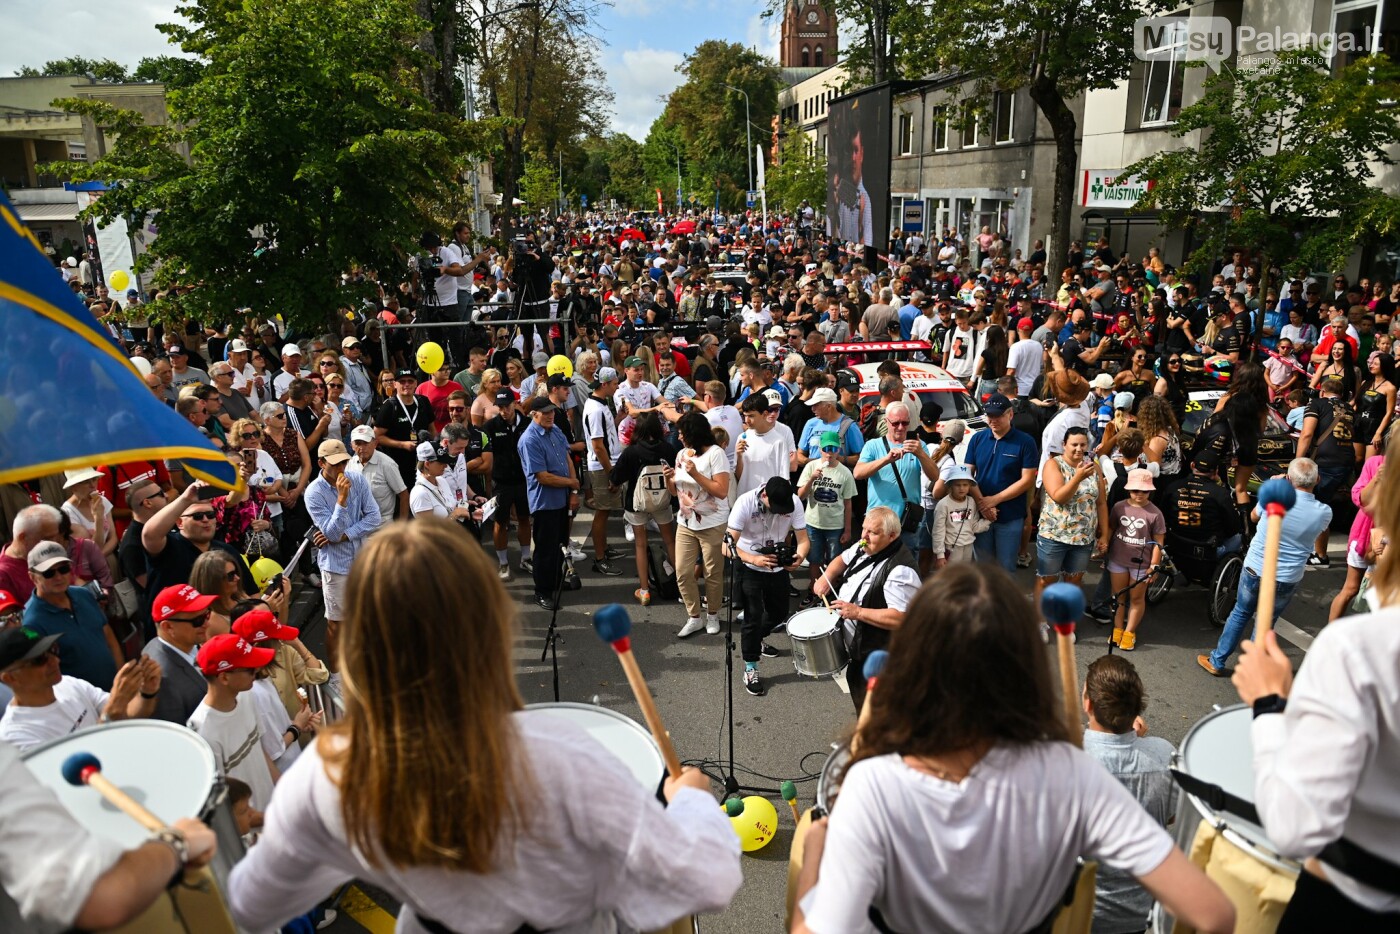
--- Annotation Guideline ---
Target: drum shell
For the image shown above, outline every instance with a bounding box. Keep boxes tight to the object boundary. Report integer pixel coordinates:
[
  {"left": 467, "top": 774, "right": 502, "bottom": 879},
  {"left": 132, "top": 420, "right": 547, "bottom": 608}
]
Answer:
[
  {"left": 816, "top": 742, "right": 850, "bottom": 814},
  {"left": 786, "top": 607, "right": 848, "bottom": 678}
]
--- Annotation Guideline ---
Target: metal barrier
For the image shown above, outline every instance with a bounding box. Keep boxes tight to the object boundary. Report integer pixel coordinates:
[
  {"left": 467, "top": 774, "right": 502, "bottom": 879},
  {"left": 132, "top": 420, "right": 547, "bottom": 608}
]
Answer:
[{"left": 373, "top": 297, "right": 572, "bottom": 368}]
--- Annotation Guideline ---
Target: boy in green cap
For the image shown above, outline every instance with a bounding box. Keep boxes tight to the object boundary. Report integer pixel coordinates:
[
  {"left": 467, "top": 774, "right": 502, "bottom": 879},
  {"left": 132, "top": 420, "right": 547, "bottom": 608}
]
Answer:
[{"left": 796, "top": 430, "right": 856, "bottom": 607}]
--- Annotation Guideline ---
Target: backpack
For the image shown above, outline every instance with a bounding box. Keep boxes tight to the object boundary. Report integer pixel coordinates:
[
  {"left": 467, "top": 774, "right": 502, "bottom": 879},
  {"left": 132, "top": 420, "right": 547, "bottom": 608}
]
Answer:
[
  {"left": 647, "top": 540, "right": 680, "bottom": 600},
  {"left": 634, "top": 463, "right": 671, "bottom": 513}
]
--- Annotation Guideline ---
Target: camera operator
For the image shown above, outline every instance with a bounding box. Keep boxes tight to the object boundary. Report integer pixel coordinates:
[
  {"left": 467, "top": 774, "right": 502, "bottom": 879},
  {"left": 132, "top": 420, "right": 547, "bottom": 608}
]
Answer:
[
  {"left": 512, "top": 234, "right": 557, "bottom": 359},
  {"left": 419, "top": 228, "right": 488, "bottom": 364}
]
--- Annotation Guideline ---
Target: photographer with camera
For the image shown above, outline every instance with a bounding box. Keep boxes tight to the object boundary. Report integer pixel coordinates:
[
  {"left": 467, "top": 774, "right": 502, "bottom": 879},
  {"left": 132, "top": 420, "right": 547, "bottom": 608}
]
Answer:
[
  {"left": 419, "top": 227, "right": 489, "bottom": 364},
  {"left": 510, "top": 234, "right": 557, "bottom": 359},
  {"left": 725, "top": 477, "right": 810, "bottom": 698}
]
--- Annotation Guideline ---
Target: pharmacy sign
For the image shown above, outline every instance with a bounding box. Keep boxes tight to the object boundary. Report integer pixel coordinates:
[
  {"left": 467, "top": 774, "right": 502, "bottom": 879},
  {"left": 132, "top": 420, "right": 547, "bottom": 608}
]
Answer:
[{"left": 1081, "top": 170, "right": 1153, "bottom": 209}]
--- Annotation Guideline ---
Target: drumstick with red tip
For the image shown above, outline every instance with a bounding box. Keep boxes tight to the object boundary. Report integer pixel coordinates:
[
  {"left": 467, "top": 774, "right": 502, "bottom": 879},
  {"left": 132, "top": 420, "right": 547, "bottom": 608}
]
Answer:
[
  {"left": 1254, "top": 477, "right": 1297, "bottom": 640},
  {"left": 593, "top": 604, "right": 683, "bottom": 780},
  {"left": 850, "top": 649, "right": 889, "bottom": 755},
  {"left": 780, "top": 780, "right": 800, "bottom": 824},
  {"left": 62, "top": 752, "right": 165, "bottom": 832},
  {"left": 1041, "top": 583, "right": 1085, "bottom": 748}
]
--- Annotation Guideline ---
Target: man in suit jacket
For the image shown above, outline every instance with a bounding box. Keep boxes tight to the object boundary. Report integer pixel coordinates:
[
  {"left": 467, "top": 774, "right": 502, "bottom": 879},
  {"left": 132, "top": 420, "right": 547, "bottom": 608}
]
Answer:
[{"left": 141, "top": 584, "right": 216, "bottom": 724}]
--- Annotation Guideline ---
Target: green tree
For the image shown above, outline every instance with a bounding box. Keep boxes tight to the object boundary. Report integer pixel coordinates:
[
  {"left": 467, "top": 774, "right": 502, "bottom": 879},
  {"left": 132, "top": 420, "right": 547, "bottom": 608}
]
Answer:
[
  {"left": 1125, "top": 50, "right": 1400, "bottom": 288},
  {"left": 763, "top": 0, "right": 927, "bottom": 87},
  {"left": 16, "top": 57, "right": 133, "bottom": 82},
  {"left": 604, "top": 134, "right": 650, "bottom": 209},
  {"left": 48, "top": 0, "right": 495, "bottom": 332},
  {"left": 654, "top": 40, "right": 781, "bottom": 211},
  {"left": 518, "top": 150, "right": 559, "bottom": 210},
  {"left": 131, "top": 55, "right": 204, "bottom": 89},
  {"left": 905, "top": 0, "right": 1160, "bottom": 265},
  {"left": 642, "top": 117, "right": 686, "bottom": 210},
  {"left": 767, "top": 123, "right": 826, "bottom": 214}
]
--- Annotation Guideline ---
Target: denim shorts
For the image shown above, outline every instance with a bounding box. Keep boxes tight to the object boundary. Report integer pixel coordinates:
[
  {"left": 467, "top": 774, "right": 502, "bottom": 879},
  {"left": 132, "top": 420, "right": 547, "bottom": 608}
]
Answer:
[
  {"left": 1036, "top": 536, "right": 1091, "bottom": 578},
  {"left": 808, "top": 526, "right": 844, "bottom": 565}
]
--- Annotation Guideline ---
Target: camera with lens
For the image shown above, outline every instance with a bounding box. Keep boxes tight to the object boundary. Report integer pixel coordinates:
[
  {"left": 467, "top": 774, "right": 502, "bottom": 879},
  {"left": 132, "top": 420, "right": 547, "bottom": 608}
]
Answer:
[
  {"left": 418, "top": 231, "right": 446, "bottom": 278},
  {"left": 757, "top": 541, "right": 796, "bottom": 566}
]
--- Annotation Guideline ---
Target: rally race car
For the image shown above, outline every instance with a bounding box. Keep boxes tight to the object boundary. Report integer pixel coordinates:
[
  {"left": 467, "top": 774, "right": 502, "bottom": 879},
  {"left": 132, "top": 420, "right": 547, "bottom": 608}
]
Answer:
[{"left": 1178, "top": 388, "right": 1296, "bottom": 491}]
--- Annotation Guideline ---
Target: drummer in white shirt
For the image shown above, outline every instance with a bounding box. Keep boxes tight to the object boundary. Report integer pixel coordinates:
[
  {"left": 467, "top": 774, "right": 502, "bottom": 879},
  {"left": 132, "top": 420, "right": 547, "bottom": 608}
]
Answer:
[
  {"left": 811, "top": 507, "right": 919, "bottom": 712},
  {"left": 0, "top": 628, "right": 161, "bottom": 752},
  {"left": 1233, "top": 487, "right": 1400, "bottom": 930}
]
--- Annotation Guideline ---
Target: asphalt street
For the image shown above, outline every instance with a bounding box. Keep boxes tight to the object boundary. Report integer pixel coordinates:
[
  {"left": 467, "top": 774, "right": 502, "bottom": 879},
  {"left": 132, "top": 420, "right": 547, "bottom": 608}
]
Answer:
[{"left": 289, "top": 513, "right": 1345, "bottom": 934}]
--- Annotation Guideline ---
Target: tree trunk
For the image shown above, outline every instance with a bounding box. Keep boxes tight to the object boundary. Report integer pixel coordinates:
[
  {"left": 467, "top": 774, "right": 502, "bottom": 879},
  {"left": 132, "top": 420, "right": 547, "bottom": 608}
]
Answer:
[{"left": 1028, "top": 76, "right": 1077, "bottom": 277}]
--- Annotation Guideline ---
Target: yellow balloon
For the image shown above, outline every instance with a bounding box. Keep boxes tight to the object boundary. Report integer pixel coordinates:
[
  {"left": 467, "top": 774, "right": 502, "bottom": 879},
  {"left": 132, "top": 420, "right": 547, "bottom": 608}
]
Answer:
[
  {"left": 416, "top": 341, "right": 445, "bottom": 374},
  {"left": 249, "top": 557, "right": 284, "bottom": 591},
  {"left": 726, "top": 796, "right": 779, "bottom": 852},
  {"left": 109, "top": 269, "right": 130, "bottom": 291},
  {"left": 546, "top": 354, "right": 573, "bottom": 378}
]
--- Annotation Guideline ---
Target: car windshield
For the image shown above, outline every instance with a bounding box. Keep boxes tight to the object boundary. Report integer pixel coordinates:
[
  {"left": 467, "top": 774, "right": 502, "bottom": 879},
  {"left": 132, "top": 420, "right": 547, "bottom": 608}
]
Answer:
[
  {"left": 913, "top": 389, "right": 985, "bottom": 421},
  {"left": 1182, "top": 398, "right": 1290, "bottom": 439}
]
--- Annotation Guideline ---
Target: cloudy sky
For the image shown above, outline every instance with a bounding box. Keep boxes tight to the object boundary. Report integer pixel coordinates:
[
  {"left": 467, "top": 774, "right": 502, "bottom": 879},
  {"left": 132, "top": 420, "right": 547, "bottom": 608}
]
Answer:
[{"left": 0, "top": 0, "right": 780, "bottom": 141}]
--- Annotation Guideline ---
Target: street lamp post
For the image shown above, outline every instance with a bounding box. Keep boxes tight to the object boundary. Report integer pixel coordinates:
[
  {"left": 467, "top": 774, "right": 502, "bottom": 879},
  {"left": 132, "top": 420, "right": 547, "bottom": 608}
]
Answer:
[
  {"left": 665, "top": 140, "right": 682, "bottom": 211},
  {"left": 723, "top": 84, "right": 753, "bottom": 198}
]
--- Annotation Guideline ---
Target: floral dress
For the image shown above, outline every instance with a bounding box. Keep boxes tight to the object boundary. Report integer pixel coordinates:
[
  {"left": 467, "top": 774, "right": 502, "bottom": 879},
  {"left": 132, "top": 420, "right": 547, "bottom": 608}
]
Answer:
[{"left": 1039, "top": 457, "right": 1099, "bottom": 546}]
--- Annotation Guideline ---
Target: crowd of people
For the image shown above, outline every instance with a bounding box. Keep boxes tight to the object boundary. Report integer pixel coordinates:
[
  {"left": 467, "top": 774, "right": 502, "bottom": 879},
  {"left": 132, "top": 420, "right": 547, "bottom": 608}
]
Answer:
[{"left": 0, "top": 210, "right": 1396, "bottom": 933}]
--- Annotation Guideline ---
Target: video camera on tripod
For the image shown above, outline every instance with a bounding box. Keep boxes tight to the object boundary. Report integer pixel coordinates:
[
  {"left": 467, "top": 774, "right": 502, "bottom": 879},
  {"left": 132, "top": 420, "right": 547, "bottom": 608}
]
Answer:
[{"left": 418, "top": 231, "right": 448, "bottom": 282}]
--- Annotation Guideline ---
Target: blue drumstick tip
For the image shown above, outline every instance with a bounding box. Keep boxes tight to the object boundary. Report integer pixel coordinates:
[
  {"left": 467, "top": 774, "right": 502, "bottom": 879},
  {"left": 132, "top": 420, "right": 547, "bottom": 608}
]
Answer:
[
  {"left": 61, "top": 752, "right": 101, "bottom": 786},
  {"left": 1041, "top": 583, "right": 1085, "bottom": 625},
  {"left": 862, "top": 649, "right": 889, "bottom": 681},
  {"left": 593, "top": 604, "right": 632, "bottom": 643},
  {"left": 1257, "top": 477, "right": 1297, "bottom": 510}
]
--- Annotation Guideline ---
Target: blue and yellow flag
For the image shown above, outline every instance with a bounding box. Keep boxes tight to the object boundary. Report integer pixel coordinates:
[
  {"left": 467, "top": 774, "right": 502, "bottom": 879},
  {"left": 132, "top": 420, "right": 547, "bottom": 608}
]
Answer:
[{"left": 0, "top": 190, "right": 239, "bottom": 490}]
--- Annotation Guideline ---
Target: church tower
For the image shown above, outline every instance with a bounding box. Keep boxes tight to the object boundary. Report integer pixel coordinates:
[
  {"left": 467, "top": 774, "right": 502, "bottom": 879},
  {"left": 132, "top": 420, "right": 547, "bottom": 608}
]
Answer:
[{"left": 780, "top": 0, "right": 838, "bottom": 69}]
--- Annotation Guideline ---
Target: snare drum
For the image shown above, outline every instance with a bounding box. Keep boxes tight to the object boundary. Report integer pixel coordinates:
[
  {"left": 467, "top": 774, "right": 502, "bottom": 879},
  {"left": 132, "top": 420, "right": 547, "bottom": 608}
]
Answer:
[
  {"left": 816, "top": 741, "right": 851, "bottom": 814},
  {"left": 786, "top": 607, "right": 848, "bottom": 677},
  {"left": 1155, "top": 705, "right": 1298, "bottom": 934},
  {"left": 20, "top": 721, "right": 243, "bottom": 933}
]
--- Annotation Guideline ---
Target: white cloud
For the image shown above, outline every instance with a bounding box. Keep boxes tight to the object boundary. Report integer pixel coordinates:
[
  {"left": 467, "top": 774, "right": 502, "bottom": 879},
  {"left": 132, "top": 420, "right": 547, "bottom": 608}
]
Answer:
[
  {"left": 609, "top": 0, "right": 656, "bottom": 19},
  {"left": 0, "top": 0, "right": 183, "bottom": 76},
  {"left": 603, "top": 45, "right": 684, "bottom": 140},
  {"left": 745, "top": 12, "right": 780, "bottom": 61}
]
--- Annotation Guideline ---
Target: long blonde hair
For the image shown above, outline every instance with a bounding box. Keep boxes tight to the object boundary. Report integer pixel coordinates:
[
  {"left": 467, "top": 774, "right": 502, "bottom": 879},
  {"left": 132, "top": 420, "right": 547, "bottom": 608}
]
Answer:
[
  {"left": 1369, "top": 423, "right": 1400, "bottom": 605},
  {"left": 326, "top": 518, "right": 532, "bottom": 869}
]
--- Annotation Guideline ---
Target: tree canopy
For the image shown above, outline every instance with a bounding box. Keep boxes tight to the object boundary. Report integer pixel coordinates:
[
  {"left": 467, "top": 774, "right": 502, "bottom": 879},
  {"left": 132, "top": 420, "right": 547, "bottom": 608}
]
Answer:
[{"left": 766, "top": 124, "right": 826, "bottom": 214}]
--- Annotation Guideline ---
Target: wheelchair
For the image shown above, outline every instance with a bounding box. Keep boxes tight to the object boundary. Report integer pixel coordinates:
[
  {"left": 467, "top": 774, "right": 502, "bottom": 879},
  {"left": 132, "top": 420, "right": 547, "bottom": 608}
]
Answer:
[{"left": 1143, "top": 530, "right": 1244, "bottom": 626}]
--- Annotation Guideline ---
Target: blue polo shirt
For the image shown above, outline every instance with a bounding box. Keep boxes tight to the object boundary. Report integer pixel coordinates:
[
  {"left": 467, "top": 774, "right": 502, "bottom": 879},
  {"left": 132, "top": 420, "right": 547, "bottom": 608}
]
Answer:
[
  {"left": 23, "top": 586, "right": 118, "bottom": 690},
  {"left": 519, "top": 420, "right": 572, "bottom": 512},
  {"left": 1245, "top": 490, "right": 1331, "bottom": 584},
  {"left": 965, "top": 426, "right": 1038, "bottom": 522},
  {"left": 798, "top": 415, "right": 864, "bottom": 461},
  {"left": 857, "top": 437, "right": 927, "bottom": 519}
]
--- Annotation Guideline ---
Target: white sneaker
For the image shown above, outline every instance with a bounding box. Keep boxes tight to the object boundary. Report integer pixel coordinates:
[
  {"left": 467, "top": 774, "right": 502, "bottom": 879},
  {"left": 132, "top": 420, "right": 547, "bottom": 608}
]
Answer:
[
  {"left": 647, "top": 519, "right": 661, "bottom": 533},
  {"left": 624, "top": 525, "right": 636, "bottom": 543},
  {"left": 705, "top": 614, "right": 721, "bottom": 634},
  {"left": 678, "top": 617, "right": 705, "bottom": 638},
  {"left": 498, "top": 563, "right": 512, "bottom": 582},
  {"left": 567, "top": 542, "right": 587, "bottom": 561}
]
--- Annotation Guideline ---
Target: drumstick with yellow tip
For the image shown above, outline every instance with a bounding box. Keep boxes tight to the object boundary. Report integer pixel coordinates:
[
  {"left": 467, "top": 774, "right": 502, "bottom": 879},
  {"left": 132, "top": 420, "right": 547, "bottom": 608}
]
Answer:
[
  {"left": 593, "top": 604, "right": 683, "bottom": 780},
  {"left": 780, "top": 780, "right": 801, "bottom": 824},
  {"left": 1041, "top": 583, "right": 1085, "bottom": 748}
]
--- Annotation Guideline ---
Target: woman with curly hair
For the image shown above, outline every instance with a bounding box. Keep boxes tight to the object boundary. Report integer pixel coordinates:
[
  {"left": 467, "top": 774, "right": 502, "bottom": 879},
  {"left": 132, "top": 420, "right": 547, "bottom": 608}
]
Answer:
[{"left": 1137, "top": 395, "right": 1183, "bottom": 486}]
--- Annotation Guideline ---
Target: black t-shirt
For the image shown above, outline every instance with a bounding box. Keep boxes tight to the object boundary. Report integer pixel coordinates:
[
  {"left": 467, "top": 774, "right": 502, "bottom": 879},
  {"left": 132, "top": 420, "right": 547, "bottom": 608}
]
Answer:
[
  {"left": 141, "top": 533, "right": 251, "bottom": 637},
  {"left": 1211, "top": 326, "right": 1241, "bottom": 357},
  {"left": 484, "top": 411, "right": 530, "bottom": 482},
  {"left": 1305, "top": 397, "right": 1356, "bottom": 468},
  {"left": 1165, "top": 475, "right": 1242, "bottom": 542},
  {"left": 1062, "top": 337, "right": 1090, "bottom": 375},
  {"left": 375, "top": 395, "right": 436, "bottom": 479},
  {"left": 1164, "top": 307, "right": 1193, "bottom": 353},
  {"left": 118, "top": 521, "right": 148, "bottom": 588}
]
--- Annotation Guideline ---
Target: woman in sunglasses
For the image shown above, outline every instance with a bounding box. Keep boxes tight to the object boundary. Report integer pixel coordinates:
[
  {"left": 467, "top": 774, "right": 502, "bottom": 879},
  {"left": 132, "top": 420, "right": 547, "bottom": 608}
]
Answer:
[
  {"left": 1154, "top": 351, "right": 1189, "bottom": 426},
  {"left": 230, "top": 417, "right": 286, "bottom": 538},
  {"left": 189, "top": 550, "right": 250, "bottom": 637}
]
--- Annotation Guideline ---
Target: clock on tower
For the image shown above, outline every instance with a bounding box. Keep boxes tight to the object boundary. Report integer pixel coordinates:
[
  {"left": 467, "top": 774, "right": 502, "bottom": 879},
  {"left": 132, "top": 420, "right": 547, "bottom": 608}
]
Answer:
[{"left": 780, "top": 0, "right": 838, "bottom": 69}]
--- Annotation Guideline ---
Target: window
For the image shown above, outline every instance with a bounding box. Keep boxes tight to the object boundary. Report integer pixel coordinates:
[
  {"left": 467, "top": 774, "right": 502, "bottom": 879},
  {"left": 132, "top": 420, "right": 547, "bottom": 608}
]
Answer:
[
  {"left": 1331, "top": 2, "right": 1400, "bottom": 75},
  {"left": 961, "top": 115, "right": 979, "bottom": 148},
  {"left": 932, "top": 105, "right": 949, "bottom": 151},
  {"left": 1140, "top": 20, "right": 1185, "bottom": 126},
  {"left": 898, "top": 113, "right": 914, "bottom": 155},
  {"left": 993, "top": 91, "right": 1014, "bottom": 144},
  {"left": 815, "top": 46, "right": 824, "bottom": 67},
  {"left": 802, "top": 46, "right": 810, "bottom": 67}
]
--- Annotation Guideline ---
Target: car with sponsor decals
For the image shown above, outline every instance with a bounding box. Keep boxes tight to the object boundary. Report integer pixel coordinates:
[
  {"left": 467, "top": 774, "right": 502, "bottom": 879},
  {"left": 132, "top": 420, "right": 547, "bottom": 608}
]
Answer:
[{"left": 1178, "top": 388, "right": 1296, "bottom": 490}]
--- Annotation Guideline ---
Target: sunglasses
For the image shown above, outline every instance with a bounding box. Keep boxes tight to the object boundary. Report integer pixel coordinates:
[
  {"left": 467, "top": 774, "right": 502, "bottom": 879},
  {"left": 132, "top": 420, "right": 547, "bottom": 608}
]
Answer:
[
  {"left": 1168, "top": 358, "right": 1182, "bottom": 365},
  {"left": 183, "top": 511, "right": 217, "bottom": 522},
  {"left": 38, "top": 563, "right": 72, "bottom": 579},
  {"left": 225, "top": 570, "right": 241, "bottom": 581},
  {"left": 327, "top": 381, "right": 344, "bottom": 388},
  {"left": 267, "top": 412, "right": 286, "bottom": 420},
  {"left": 20, "top": 646, "right": 61, "bottom": 668},
  {"left": 319, "top": 361, "right": 338, "bottom": 367},
  {"left": 887, "top": 420, "right": 910, "bottom": 427},
  {"left": 170, "top": 611, "right": 211, "bottom": 627},
  {"left": 241, "top": 431, "right": 261, "bottom": 440}
]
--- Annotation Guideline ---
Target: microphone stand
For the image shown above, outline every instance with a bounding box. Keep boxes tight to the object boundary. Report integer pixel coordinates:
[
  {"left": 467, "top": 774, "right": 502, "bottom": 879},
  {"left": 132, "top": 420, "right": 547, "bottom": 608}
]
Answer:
[
  {"left": 539, "top": 542, "right": 568, "bottom": 702},
  {"left": 721, "top": 531, "right": 768, "bottom": 798}
]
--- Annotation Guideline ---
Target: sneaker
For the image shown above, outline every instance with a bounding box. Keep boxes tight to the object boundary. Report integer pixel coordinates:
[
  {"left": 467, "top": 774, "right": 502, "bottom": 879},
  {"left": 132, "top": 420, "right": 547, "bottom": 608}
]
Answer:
[
  {"left": 567, "top": 542, "right": 588, "bottom": 561},
  {"left": 788, "top": 585, "right": 803, "bottom": 599},
  {"left": 1110, "top": 627, "right": 1123, "bottom": 647},
  {"left": 498, "top": 563, "right": 512, "bottom": 582},
  {"left": 1016, "top": 553, "right": 1032, "bottom": 568},
  {"left": 1084, "top": 606, "right": 1113, "bottom": 625},
  {"left": 519, "top": 557, "right": 534, "bottom": 574},
  {"left": 1306, "top": 553, "right": 1331, "bottom": 568},
  {"left": 317, "top": 909, "right": 338, "bottom": 931},
  {"left": 1197, "top": 654, "right": 1225, "bottom": 677},
  {"left": 744, "top": 669, "right": 766, "bottom": 696},
  {"left": 625, "top": 525, "right": 636, "bottom": 543},
  {"left": 760, "top": 641, "right": 778, "bottom": 658},
  {"left": 678, "top": 616, "right": 705, "bottom": 638},
  {"left": 605, "top": 546, "right": 627, "bottom": 560},
  {"left": 635, "top": 588, "right": 651, "bottom": 606},
  {"left": 798, "top": 591, "right": 818, "bottom": 610},
  {"left": 705, "top": 614, "right": 721, "bottom": 634},
  {"left": 1119, "top": 630, "right": 1138, "bottom": 651},
  {"left": 592, "top": 559, "right": 623, "bottom": 577},
  {"left": 306, "top": 571, "right": 322, "bottom": 588}
]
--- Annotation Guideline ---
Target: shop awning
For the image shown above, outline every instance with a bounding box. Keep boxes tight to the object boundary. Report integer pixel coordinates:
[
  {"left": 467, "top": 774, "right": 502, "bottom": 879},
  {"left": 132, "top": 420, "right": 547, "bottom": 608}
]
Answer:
[{"left": 16, "top": 202, "right": 80, "bottom": 223}]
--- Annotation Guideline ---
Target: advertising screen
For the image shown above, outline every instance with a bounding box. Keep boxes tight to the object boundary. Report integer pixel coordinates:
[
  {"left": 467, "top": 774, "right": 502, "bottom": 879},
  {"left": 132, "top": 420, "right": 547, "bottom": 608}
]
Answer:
[{"left": 826, "top": 85, "right": 890, "bottom": 248}]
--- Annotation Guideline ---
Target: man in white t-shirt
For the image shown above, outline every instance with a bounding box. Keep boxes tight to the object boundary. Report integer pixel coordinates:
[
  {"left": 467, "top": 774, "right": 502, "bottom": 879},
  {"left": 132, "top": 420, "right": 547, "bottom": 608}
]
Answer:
[
  {"left": 693, "top": 380, "right": 743, "bottom": 469},
  {"left": 582, "top": 368, "right": 625, "bottom": 575},
  {"left": 187, "top": 634, "right": 279, "bottom": 810},
  {"left": 1006, "top": 317, "right": 1044, "bottom": 396},
  {"left": 726, "top": 477, "right": 809, "bottom": 697},
  {"left": 0, "top": 628, "right": 161, "bottom": 751},
  {"left": 616, "top": 355, "right": 663, "bottom": 443},
  {"left": 734, "top": 393, "right": 797, "bottom": 498}
]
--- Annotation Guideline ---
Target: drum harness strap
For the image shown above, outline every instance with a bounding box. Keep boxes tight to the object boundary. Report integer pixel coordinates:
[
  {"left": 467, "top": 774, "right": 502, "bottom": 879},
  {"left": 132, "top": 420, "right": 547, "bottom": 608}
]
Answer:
[
  {"left": 1169, "top": 768, "right": 1400, "bottom": 896},
  {"left": 846, "top": 542, "right": 915, "bottom": 660}
]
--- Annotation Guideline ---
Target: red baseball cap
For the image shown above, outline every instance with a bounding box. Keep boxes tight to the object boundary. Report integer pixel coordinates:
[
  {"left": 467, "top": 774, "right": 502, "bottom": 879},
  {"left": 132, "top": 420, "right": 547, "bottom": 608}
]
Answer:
[
  {"left": 1017, "top": 316, "right": 1035, "bottom": 331},
  {"left": 151, "top": 584, "right": 218, "bottom": 624},
  {"left": 0, "top": 590, "right": 20, "bottom": 614},
  {"left": 196, "top": 634, "right": 275, "bottom": 676},
  {"left": 231, "top": 608, "right": 299, "bottom": 644}
]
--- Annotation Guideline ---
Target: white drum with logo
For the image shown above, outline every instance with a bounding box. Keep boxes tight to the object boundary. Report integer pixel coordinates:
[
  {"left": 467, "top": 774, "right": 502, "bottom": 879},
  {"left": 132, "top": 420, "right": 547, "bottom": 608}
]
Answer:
[{"left": 786, "top": 606, "right": 848, "bottom": 677}]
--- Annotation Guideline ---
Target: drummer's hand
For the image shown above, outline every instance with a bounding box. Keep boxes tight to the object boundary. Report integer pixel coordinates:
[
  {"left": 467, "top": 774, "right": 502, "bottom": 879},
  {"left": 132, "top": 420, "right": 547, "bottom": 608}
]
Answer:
[
  {"left": 1133, "top": 716, "right": 1148, "bottom": 738},
  {"left": 812, "top": 576, "right": 830, "bottom": 597},
  {"left": 170, "top": 818, "right": 217, "bottom": 869},
  {"left": 830, "top": 599, "right": 858, "bottom": 620},
  {"left": 804, "top": 816, "right": 829, "bottom": 866},
  {"left": 1233, "top": 630, "right": 1294, "bottom": 704},
  {"left": 663, "top": 766, "right": 711, "bottom": 802}
]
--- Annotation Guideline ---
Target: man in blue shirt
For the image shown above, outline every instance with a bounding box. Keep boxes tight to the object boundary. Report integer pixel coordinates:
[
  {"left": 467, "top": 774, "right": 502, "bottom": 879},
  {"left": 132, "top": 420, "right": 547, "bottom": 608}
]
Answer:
[
  {"left": 964, "top": 393, "right": 1039, "bottom": 572},
  {"left": 21, "top": 542, "right": 121, "bottom": 690},
  {"left": 305, "top": 439, "right": 381, "bottom": 684},
  {"left": 1199, "top": 458, "right": 1332, "bottom": 675},
  {"left": 897, "top": 292, "right": 926, "bottom": 340},
  {"left": 854, "top": 401, "right": 945, "bottom": 555},
  {"left": 519, "top": 396, "right": 580, "bottom": 611},
  {"left": 797, "top": 389, "right": 864, "bottom": 467}
]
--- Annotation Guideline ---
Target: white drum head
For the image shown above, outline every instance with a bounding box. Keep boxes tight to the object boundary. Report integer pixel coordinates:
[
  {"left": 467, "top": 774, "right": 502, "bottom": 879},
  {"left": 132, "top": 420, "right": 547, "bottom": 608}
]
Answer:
[
  {"left": 787, "top": 607, "right": 841, "bottom": 638},
  {"left": 1178, "top": 704, "right": 1274, "bottom": 851},
  {"left": 22, "top": 721, "right": 218, "bottom": 850},
  {"left": 527, "top": 702, "right": 663, "bottom": 789}
]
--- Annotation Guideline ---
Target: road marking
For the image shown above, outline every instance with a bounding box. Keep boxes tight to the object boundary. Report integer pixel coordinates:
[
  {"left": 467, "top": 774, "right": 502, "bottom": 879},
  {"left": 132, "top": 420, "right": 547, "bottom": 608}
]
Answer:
[
  {"left": 339, "top": 885, "right": 397, "bottom": 934},
  {"left": 1274, "top": 618, "right": 1314, "bottom": 652}
]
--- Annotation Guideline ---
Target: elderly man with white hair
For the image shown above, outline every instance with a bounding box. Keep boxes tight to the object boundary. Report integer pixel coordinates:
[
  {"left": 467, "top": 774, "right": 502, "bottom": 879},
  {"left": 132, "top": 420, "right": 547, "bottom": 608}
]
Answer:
[
  {"left": 0, "top": 505, "right": 63, "bottom": 605},
  {"left": 854, "top": 401, "right": 951, "bottom": 557}
]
